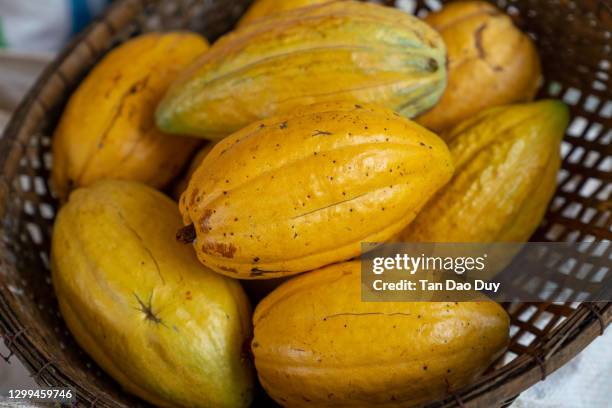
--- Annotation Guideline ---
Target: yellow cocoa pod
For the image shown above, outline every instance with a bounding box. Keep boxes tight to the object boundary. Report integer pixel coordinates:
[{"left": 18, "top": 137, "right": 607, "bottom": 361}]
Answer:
[
  {"left": 402, "top": 100, "right": 568, "bottom": 243},
  {"left": 156, "top": 1, "right": 447, "bottom": 140},
  {"left": 252, "top": 261, "right": 509, "bottom": 407},
  {"left": 416, "top": 1, "right": 542, "bottom": 133},
  {"left": 52, "top": 32, "right": 208, "bottom": 201},
  {"left": 237, "top": 0, "right": 334, "bottom": 27},
  {"left": 172, "top": 142, "right": 216, "bottom": 200},
  {"left": 178, "top": 101, "right": 454, "bottom": 278},
  {"left": 51, "top": 180, "right": 254, "bottom": 408}
]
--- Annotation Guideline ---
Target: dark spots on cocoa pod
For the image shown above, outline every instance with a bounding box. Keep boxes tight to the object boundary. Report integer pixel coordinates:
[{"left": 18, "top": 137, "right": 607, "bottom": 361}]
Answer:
[
  {"left": 223, "top": 191, "right": 227, "bottom": 195},
  {"left": 234, "top": 217, "right": 238, "bottom": 222},
  {"left": 354, "top": 104, "right": 362, "bottom": 109},
  {"left": 328, "top": 393, "right": 334, "bottom": 399},
  {"left": 202, "top": 242, "right": 237, "bottom": 258},
  {"left": 189, "top": 188, "right": 199, "bottom": 207},
  {"left": 185, "top": 291, "right": 192, "bottom": 300},
  {"left": 312, "top": 129, "right": 332, "bottom": 136},
  {"left": 423, "top": 365, "right": 428, "bottom": 371},
  {"left": 176, "top": 224, "right": 196, "bottom": 244},
  {"left": 258, "top": 123, "right": 265, "bottom": 129},
  {"left": 199, "top": 209, "right": 215, "bottom": 232},
  {"left": 302, "top": 396, "right": 311, "bottom": 402},
  {"left": 252, "top": 341, "right": 259, "bottom": 348},
  {"left": 279, "top": 121, "right": 288, "bottom": 129},
  {"left": 293, "top": 232, "right": 298, "bottom": 239},
  {"left": 253, "top": 257, "right": 260, "bottom": 263}
]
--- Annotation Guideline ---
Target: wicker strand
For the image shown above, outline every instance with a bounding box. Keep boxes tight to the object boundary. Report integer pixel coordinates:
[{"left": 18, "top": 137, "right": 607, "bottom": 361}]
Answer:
[
  {"left": 0, "top": 326, "right": 28, "bottom": 362},
  {"left": 31, "top": 360, "right": 55, "bottom": 380},
  {"left": 582, "top": 304, "right": 606, "bottom": 336},
  {"left": 445, "top": 378, "right": 466, "bottom": 408},
  {"left": 525, "top": 349, "right": 548, "bottom": 381}
]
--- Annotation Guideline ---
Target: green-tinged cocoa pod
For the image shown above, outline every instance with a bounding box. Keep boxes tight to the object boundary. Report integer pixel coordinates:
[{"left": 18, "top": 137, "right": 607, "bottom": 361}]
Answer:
[
  {"left": 156, "top": 0, "right": 447, "bottom": 140},
  {"left": 402, "top": 100, "right": 568, "bottom": 243},
  {"left": 178, "top": 101, "right": 454, "bottom": 278},
  {"left": 52, "top": 180, "right": 254, "bottom": 408}
]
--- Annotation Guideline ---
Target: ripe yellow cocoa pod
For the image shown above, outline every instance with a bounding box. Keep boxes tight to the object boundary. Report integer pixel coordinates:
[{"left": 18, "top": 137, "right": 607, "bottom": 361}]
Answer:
[
  {"left": 402, "top": 100, "right": 568, "bottom": 243},
  {"left": 172, "top": 142, "right": 215, "bottom": 200},
  {"left": 52, "top": 32, "right": 208, "bottom": 201},
  {"left": 156, "top": 1, "right": 447, "bottom": 140},
  {"left": 237, "top": 0, "right": 334, "bottom": 27},
  {"left": 51, "top": 180, "right": 254, "bottom": 408},
  {"left": 252, "top": 261, "right": 509, "bottom": 407},
  {"left": 416, "top": 1, "right": 542, "bottom": 133},
  {"left": 179, "top": 101, "right": 454, "bottom": 278}
]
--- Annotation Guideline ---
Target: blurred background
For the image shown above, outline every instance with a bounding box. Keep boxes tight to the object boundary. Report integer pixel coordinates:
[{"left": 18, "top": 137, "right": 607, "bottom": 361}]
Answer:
[{"left": 0, "top": 1, "right": 610, "bottom": 407}]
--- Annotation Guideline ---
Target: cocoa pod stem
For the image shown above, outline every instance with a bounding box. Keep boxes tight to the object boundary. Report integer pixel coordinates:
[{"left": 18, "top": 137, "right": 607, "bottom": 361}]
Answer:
[{"left": 176, "top": 224, "right": 196, "bottom": 244}]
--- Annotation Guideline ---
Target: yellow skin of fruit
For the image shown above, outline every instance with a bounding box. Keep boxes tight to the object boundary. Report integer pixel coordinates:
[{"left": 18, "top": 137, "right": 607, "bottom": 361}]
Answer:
[
  {"left": 179, "top": 101, "right": 454, "bottom": 279},
  {"left": 402, "top": 100, "right": 569, "bottom": 243},
  {"left": 252, "top": 261, "right": 510, "bottom": 408},
  {"left": 51, "top": 180, "right": 254, "bottom": 408},
  {"left": 52, "top": 32, "right": 208, "bottom": 201},
  {"left": 172, "top": 142, "right": 216, "bottom": 200},
  {"left": 156, "top": 1, "right": 447, "bottom": 140},
  {"left": 237, "top": 0, "right": 336, "bottom": 27},
  {"left": 416, "top": 1, "right": 542, "bottom": 133}
]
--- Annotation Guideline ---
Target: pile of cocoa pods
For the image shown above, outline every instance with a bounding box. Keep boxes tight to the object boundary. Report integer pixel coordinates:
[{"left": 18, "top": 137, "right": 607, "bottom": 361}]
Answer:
[{"left": 50, "top": 1, "right": 568, "bottom": 407}]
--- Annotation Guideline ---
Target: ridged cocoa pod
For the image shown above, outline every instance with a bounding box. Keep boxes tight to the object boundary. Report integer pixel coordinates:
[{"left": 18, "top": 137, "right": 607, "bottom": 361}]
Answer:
[
  {"left": 416, "top": 1, "right": 542, "bottom": 133},
  {"left": 402, "top": 100, "right": 568, "bottom": 243},
  {"left": 252, "top": 261, "right": 509, "bottom": 408},
  {"left": 52, "top": 33, "right": 207, "bottom": 201},
  {"left": 156, "top": 1, "right": 447, "bottom": 140},
  {"left": 179, "top": 102, "right": 454, "bottom": 278}
]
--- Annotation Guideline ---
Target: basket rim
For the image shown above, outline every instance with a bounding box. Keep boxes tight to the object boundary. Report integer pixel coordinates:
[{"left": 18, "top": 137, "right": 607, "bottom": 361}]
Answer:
[{"left": 0, "top": 0, "right": 611, "bottom": 407}]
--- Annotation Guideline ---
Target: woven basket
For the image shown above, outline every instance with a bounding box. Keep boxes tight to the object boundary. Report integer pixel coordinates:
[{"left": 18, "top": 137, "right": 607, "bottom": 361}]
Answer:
[{"left": 0, "top": 0, "right": 610, "bottom": 406}]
